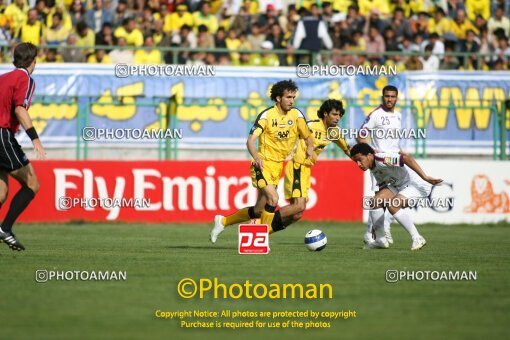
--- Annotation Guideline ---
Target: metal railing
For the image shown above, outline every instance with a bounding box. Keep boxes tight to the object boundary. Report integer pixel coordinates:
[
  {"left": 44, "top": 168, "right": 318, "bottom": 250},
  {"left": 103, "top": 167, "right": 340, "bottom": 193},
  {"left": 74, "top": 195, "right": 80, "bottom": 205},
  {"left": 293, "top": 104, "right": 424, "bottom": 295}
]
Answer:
[
  {"left": 1, "top": 44, "right": 501, "bottom": 70},
  {"left": 29, "top": 96, "right": 510, "bottom": 160}
]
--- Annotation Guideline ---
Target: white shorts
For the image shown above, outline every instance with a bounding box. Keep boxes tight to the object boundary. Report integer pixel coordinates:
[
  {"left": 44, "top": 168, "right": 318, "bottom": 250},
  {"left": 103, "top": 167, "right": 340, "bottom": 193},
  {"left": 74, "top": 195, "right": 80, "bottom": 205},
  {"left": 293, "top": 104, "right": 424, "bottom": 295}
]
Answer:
[{"left": 387, "top": 178, "right": 432, "bottom": 198}]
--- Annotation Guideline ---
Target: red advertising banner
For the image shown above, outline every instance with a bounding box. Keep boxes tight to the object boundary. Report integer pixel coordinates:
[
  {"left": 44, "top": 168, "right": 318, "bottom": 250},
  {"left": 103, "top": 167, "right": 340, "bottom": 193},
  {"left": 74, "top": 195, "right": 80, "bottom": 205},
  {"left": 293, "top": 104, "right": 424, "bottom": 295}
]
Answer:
[{"left": 3, "top": 160, "right": 363, "bottom": 223}]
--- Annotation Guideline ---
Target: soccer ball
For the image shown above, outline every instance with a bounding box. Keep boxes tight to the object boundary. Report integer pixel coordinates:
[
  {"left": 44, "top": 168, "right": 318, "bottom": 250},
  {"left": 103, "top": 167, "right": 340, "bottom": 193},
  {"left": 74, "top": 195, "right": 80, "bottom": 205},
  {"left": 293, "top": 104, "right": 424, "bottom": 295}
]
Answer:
[{"left": 305, "top": 230, "right": 327, "bottom": 251}]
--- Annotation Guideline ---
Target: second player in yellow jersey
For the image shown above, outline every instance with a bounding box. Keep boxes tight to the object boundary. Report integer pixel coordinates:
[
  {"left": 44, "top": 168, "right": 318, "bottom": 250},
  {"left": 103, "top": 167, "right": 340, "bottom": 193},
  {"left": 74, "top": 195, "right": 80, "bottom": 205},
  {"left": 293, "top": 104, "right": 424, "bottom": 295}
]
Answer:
[{"left": 278, "top": 99, "right": 350, "bottom": 230}]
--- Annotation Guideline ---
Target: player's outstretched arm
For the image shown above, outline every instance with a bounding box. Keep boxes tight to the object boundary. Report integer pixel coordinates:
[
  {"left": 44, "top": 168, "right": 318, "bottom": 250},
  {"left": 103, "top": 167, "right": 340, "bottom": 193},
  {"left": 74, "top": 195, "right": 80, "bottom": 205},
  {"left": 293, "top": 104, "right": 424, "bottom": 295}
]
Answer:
[
  {"left": 246, "top": 134, "right": 263, "bottom": 169},
  {"left": 15, "top": 106, "right": 46, "bottom": 160},
  {"left": 334, "top": 137, "right": 350, "bottom": 157},
  {"left": 402, "top": 153, "right": 442, "bottom": 185}
]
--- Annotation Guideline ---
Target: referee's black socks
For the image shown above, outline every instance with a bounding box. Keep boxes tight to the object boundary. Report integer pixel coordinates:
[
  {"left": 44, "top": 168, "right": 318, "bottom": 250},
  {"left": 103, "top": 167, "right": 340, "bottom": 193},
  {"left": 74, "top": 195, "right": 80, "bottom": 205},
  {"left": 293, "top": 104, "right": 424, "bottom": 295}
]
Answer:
[{"left": 1, "top": 186, "right": 35, "bottom": 233}]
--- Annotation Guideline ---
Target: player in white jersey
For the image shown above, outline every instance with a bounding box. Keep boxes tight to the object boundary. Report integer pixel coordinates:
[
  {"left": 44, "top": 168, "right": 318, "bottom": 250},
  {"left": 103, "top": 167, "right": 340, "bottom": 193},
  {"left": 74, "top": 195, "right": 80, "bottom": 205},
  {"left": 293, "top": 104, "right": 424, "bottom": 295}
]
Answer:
[
  {"left": 357, "top": 85, "right": 401, "bottom": 245},
  {"left": 350, "top": 143, "right": 443, "bottom": 250}
]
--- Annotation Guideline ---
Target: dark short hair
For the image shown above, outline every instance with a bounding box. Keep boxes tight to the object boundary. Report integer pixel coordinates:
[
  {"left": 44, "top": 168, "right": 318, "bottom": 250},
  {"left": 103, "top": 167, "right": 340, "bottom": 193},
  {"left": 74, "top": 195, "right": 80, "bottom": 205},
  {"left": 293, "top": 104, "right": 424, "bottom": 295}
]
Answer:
[
  {"left": 350, "top": 143, "right": 374, "bottom": 157},
  {"left": 270, "top": 80, "right": 298, "bottom": 102},
  {"left": 382, "top": 85, "right": 398, "bottom": 96},
  {"left": 317, "top": 99, "right": 344, "bottom": 119},
  {"left": 13, "top": 42, "right": 38, "bottom": 68}
]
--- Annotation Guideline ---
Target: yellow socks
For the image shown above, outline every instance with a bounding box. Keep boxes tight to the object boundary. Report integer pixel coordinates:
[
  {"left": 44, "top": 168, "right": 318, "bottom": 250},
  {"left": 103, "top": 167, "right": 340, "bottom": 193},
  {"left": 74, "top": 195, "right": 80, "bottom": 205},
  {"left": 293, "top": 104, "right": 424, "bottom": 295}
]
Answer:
[{"left": 223, "top": 208, "right": 250, "bottom": 226}]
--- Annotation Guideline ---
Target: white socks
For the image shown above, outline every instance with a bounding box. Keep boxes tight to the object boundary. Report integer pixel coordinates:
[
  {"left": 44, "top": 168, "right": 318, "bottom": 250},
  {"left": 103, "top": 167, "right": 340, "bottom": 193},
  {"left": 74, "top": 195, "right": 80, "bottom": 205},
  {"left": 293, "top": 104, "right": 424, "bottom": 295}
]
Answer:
[
  {"left": 369, "top": 208, "right": 387, "bottom": 243},
  {"left": 393, "top": 209, "right": 420, "bottom": 239}
]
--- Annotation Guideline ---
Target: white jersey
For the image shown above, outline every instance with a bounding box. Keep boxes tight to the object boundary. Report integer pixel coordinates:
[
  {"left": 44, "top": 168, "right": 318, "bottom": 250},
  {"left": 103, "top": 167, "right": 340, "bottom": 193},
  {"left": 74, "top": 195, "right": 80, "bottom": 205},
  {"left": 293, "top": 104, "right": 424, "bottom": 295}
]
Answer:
[
  {"left": 371, "top": 153, "right": 409, "bottom": 189},
  {"left": 360, "top": 105, "right": 402, "bottom": 153},
  {"left": 371, "top": 152, "right": 431, "bottom": 198}
]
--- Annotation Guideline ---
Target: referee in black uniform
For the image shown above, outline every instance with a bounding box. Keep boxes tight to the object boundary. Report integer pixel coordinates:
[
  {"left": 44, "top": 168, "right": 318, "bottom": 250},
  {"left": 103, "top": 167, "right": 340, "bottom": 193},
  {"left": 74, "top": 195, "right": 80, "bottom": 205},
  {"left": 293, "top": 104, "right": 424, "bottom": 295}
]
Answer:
[{"left": 0, "top": 42, "right": 46, "bottom": 251}]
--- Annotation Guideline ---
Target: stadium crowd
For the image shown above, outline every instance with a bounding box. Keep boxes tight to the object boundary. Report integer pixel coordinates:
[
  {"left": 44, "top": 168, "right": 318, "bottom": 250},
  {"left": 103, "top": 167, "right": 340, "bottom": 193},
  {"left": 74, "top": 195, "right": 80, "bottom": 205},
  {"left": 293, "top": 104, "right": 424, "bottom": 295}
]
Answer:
[{"left": 0, "top": 0, "right": 509, "bottom": 70}]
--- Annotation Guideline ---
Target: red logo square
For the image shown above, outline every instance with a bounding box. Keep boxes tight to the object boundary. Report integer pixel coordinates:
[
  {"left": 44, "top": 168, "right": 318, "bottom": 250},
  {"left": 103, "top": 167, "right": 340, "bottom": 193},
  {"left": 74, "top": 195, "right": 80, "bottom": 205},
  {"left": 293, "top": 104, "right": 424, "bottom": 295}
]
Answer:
[{"left": 238, "top": 224, "right": 269, "bottom": 254}]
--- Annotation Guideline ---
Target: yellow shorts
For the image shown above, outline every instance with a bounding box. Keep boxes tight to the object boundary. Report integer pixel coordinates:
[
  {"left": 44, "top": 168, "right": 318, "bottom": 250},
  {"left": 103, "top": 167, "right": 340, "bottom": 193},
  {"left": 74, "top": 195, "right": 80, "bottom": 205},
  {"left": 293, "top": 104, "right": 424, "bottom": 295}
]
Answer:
[
  {"left": 284, "top": 160, "right": 311, "bottom": 199},
  {"left": 250, "top": 160, "right": 283, "bottom": 188}
]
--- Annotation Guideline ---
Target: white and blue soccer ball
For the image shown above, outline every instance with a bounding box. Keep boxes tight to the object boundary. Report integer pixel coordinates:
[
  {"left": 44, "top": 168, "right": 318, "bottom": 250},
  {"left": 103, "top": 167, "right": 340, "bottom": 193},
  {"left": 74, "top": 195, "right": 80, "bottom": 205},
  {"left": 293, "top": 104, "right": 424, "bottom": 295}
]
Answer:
[{"left": 305, "top": 229, "right": 327, "bottom": 251}]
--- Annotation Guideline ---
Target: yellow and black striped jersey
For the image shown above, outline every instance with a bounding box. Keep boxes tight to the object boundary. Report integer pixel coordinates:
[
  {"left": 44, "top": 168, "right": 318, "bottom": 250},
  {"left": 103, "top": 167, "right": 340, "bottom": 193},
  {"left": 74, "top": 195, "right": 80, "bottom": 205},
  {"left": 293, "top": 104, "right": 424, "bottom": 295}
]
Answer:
[
  {"left": 293, "top": 119, "right": 350, "bottom": 166},
  {"left": 250, "top": 105, "right": 310, "bottom": 162}
]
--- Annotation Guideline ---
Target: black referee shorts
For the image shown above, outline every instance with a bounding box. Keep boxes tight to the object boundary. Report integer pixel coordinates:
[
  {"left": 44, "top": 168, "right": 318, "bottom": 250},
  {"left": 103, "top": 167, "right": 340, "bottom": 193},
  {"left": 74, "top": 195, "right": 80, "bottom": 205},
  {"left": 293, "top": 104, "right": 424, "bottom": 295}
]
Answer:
[{"left": 0, "top": 128, "right": 30, "bottom": 172}]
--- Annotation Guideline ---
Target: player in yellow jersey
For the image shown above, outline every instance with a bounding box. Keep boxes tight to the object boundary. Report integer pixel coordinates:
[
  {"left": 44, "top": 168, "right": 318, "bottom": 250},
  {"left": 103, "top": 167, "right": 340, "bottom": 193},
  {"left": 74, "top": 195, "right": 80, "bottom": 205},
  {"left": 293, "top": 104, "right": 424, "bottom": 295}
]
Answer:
[
  {"left": 272, "top": 99, "right": 351, "bottom": 232},
  {"left": 210, "top": 80, "right": 314, "bottom": 243}
]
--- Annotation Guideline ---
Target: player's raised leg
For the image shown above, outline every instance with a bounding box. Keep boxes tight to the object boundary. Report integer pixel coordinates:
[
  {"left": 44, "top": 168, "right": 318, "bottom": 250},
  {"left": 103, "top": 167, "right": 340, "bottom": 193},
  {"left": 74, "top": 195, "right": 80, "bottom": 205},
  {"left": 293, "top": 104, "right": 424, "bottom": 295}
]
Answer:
[
  {"left": 211, "top": 193, "right": 266, "bottom": 243},
  {"left": 386, "top": 194, "right": 426, "bottom": 250}
]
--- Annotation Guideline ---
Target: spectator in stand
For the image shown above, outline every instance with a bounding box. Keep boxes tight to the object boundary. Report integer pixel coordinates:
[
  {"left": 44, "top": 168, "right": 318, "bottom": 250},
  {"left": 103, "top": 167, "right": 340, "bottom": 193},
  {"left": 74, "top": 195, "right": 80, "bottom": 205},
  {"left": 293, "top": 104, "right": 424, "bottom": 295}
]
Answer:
[
  {"left": 231, "top": 0, "right": 253, "bottom": 34},
  {"left": 411, "top": 11, "right": 431, "bottom": 37},
  {"left": 365, "top": 8, "right": 387, "bottom": 34},
  {"left": 421, "top": 32, "right": 445, "bottom": 59},
  {"left": 75, "top": 21, "right": 95, "bottom": 56},
  {"left": 114, "top": 17, "right": 143, "bottom": 47},
  {"left": 350, "top": 29, "right": 366, "bottom": 51},
  {"left": 429, "top": 7, "right": 451, "bottom": 36},
  {"left": 266, "top": 22, "right": 286, "bottom": 65},
  {"left": 218, "top": 7, "right": 234, "bottom": 31},
  {"left": 260, "top": 40, "right": 279, "bottom": 66},
  {"left": 214, "top": 27, "right": 228, "bottom": 59},
  {"left": 390, "top": 7, "right": 413, "bottom": 41},
  {"left": 69, "top": 0, "right": 86, "bottom": 27},
  {"left": 292, "top": 8, "right": 332, "bottom": 64},
  {"left": 35, "top": 0, "right": 49, "bottom": 25},
  {"left": 139, "top": 6, "right": 156, "bottom": 34},
  {"left": 151, "top": 19, "right": 165, "bottom": 45},
  {"left": 87, "top": 48, "right": 112, "bottom": 63},
  {"left": 447, "top": 0, "right": 466, "bottom": 18},
  {"left": 383, "top": 27, "right": 400, "bottom": 52},
  {"left": 330, "top": 14, "right": 348, "bottom": 50},
  {"left": 385, "top": 48, "right": 407, "bottom": 72},
  {"left": 459, "top": 29, "right": 480, "bottom": 68},
  {"left": 474, "top": 14, "right": 487, "bottom": 35},
  {"left": 95, "top": 22, "right": 115, "bottom": 47},
  {"left": 395, "top": 0, "right": 424, "bottom": 17},
  {"left": 247, "top": 22, "right": 266, "bottom": 51},
  {"left": 4, "top": 0, "right": 28, "bottom": 37},
  {"left": 257, "top": 4, "right": 278, "bottom": 34},
  {"left": 465, "top": 0, "right": 490, "bottom": 21},
  {"left": 405, "top": 45, "right": 423, "bottom": 70},
  {"left": 134, "top": 35, "right": 162, "bottom": 64},
  {"left": 439, "top": 46, "right": 460, "bottom": 69},
  {"left": 365, "top": 25, "right": 386, "bottom": 58},
  {"left": 449, "top": 8, "right": 479, "bottom": 41},
  {"left": 61, "top": 34, "right": 86, "bottom": 62},
  {"left": 321, "top": 1, "right": 335, "bottom": 30},
  {"left": 193, "top": 0, "right": 218, "bottom": 34},
  {"left": 345, "top": 5, "right": 365, "bottom": 36},
  {"left": 45, "top": 12, "right": 69, "bottom": 46},
  {"left": 46, "top": 4, "right": 73, "bottom": 32},
  {"left": 494, "top": 35, "right": 510, "bottom": 64},
  {"left": 165, "top": 3, "right": 193, "bottom": 35},
  {"left": 226, "top": 28, "right": 241, "bottom": 64},
  {"left": 358, "top": 0, "right": 391, "bottom": 18},
  {"left": 197, "top": 24, "right": 215, "bottom": 49},
  {"left": 109, "top": 36, "right": 134, "bottom": 63},
  {"left": 112, "top": 0, "right": 129, "bottom": 28},
  {"left": 18, "top": 8, "right": 44, "bottom": 46},
  {"left": 420, "top": 43, "right": 440, "bottom": 71},
  {"left": 488, "top": 5, "right": 510, "bottom": 38},
  {"left": 86, "top": 0, "right": 113, "bottom": 34},
  {"left": 43, "top": 48, "right": 64, "bottom": 62}
]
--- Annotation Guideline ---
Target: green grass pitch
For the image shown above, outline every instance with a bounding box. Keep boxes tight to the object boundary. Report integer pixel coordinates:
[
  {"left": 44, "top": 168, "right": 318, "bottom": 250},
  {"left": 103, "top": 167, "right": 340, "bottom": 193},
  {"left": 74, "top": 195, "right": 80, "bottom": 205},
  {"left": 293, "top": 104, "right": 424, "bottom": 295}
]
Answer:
[{"left": 0, "top": 222, "right": 508, "bottom": 340}]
